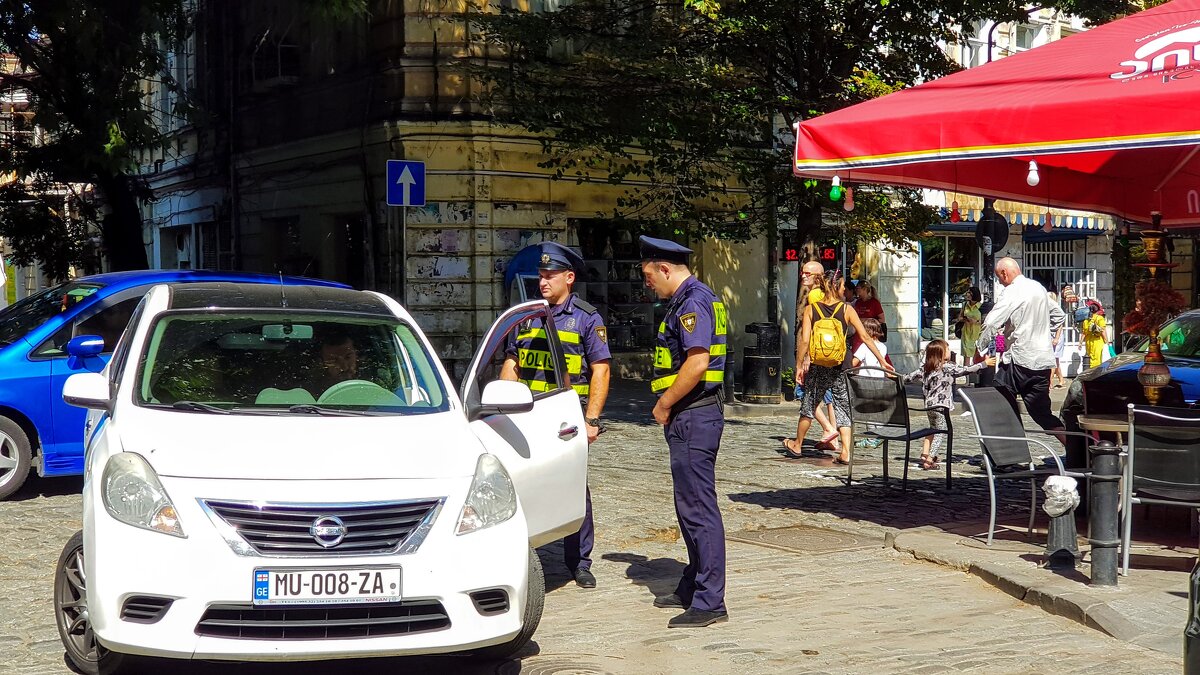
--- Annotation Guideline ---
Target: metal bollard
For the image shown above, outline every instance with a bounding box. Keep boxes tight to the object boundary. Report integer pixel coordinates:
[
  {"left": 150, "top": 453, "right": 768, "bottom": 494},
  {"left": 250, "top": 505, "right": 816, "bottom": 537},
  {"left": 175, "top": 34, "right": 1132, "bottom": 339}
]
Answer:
[
  {"left": 1186, "top": 557, "right": 1200, "bottom": 674},
  {"left": 1087, "top": 440, "right": 1121, "bottom": 586}
]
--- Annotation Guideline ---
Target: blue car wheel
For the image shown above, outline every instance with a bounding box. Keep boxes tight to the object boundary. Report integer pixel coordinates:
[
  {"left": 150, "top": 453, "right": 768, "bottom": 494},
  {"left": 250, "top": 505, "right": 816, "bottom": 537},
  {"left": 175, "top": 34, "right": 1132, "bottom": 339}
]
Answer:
[{"left": 0, "top": 416, "right": 32, "bottom": 500}]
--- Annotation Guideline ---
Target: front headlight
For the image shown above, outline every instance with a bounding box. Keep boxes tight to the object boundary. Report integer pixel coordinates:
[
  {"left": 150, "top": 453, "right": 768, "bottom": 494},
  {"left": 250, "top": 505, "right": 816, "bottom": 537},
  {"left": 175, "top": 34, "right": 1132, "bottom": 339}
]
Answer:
[
  {"left": 456, "top": 454, "right": 517, "bottom": 535},
  {"left": 102, "top": 453, "right": 185, "bottom": 538}
]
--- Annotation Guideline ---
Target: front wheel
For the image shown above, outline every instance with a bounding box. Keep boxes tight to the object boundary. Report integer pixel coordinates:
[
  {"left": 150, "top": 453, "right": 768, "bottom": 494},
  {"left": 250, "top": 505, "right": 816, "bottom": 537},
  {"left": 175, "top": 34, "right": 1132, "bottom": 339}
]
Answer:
[
  {"left": 54, "top": 531, "right": 144, "bottom": 675},
  {"left": 473, "top": 548, "right": 545, "bottom": 661}
]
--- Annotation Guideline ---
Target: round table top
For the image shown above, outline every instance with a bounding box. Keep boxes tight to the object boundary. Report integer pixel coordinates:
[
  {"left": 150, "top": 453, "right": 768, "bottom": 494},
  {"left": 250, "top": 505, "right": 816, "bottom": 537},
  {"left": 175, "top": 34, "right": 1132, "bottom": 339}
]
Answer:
[{"left": 1077, "top": 414, "right": 1127, "bottom": 433}]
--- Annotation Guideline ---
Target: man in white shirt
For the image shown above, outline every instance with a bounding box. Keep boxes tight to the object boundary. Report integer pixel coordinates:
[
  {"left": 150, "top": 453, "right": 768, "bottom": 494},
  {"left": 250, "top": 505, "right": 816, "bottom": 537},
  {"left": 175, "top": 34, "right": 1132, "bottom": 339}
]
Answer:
[{"left": 977, "top": 258, "right": 1065, "bottom": 438}]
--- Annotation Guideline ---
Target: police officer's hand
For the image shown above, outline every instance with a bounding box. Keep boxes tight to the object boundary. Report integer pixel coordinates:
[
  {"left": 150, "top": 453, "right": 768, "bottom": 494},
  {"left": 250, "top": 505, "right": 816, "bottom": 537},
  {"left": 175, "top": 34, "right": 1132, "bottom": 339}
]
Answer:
[
  {"left": 586, "top": 422, "right": 601, "bottom": 443},
  {"left": 652, "top": 400, "right": 670, "bottom": 425}
]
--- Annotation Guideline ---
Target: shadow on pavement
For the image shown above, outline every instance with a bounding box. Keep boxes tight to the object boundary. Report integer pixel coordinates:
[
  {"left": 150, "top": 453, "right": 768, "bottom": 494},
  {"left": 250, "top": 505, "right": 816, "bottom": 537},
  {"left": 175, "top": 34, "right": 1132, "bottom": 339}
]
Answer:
[
  {"left": 84, "top": 649, "right": 537, "bottom": 674},
  {"left": 601, "top": 551, "right": 685, "bottom": 601},
  {"left": 9, "top": 474, "right": 82, "bottom": 501}
]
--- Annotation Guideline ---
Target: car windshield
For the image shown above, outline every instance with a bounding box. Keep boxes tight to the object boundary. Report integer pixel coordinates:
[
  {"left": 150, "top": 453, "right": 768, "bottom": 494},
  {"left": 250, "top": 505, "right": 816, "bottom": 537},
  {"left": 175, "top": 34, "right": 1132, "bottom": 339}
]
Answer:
[
  {"left": 136, "top": 312, "right": 449, "bottom": 415},
  {"left": 1136, "top": 315, "right": 1200, "bottom": 359},
  {"left": 0, "top": 281, "right": 103, "bottom": 346}
]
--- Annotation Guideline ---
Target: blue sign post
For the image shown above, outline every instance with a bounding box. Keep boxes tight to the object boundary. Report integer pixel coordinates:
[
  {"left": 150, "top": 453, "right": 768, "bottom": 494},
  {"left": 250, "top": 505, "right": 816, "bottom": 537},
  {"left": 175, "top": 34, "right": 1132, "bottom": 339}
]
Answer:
[
  {"left": 386, "top": 160, "right": 426, "bottom": 207},
  {"left": 386, "top": 160, "right": 426, "bottom": 305}
]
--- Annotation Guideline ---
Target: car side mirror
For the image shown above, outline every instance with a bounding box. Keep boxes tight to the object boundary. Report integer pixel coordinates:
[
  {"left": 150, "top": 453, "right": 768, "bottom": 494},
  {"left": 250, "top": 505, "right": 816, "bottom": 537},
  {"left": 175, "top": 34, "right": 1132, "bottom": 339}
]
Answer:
[
  {"left": 63, "top": 372, "right": 111, "bottom": 411},
  {"left": 65, "top": 335, "right": 105, "bottom": 371},
  {"left": 473, "top": 380, "right": 535, "bottom": 419}
]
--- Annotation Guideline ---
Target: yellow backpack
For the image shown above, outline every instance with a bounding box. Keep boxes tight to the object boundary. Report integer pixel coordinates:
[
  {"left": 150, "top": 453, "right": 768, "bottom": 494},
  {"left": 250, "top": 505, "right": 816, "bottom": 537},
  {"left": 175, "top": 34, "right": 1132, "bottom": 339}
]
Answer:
[{"left": 809, "top": 303, "right": 847, "bottom": 367}]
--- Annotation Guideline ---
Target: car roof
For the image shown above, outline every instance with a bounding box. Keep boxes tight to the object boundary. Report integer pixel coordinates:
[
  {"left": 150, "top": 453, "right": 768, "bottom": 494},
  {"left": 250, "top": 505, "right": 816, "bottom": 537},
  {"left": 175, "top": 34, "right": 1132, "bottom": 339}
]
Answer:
[
  {"left": 166, "top": 282, "right": 394, "bottom": 316},
  {"left": 73, "top": 270, "right": 347, "bottom": 292}
]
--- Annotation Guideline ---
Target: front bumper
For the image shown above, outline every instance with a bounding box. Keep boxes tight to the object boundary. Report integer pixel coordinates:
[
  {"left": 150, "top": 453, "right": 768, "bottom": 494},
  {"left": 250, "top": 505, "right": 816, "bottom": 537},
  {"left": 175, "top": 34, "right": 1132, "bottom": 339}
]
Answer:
[{"left": 87, "top": 477, "right": 529, "bottom": 661}]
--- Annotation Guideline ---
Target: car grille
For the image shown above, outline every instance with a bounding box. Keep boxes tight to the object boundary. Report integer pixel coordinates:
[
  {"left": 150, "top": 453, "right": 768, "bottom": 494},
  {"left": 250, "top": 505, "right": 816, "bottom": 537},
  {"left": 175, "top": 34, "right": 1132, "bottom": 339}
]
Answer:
[
  {"left": 469, "top": 589, "right": 509, "bottom": 615},
  {"left": 120, "top": 595, "right": 174, "bottom": 624},
  {"left": 202, "top": 498, "right": 443, "bottom": 556},
  {"left": 195, "top": 600, "right": 450, "bottom": 640}
]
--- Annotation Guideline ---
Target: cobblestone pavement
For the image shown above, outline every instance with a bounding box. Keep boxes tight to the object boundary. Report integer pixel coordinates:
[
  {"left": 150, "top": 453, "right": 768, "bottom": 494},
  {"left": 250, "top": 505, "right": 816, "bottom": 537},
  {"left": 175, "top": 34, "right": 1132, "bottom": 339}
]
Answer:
[{"left": 0, "top": 409, "right": 1177, "bottom": 674}]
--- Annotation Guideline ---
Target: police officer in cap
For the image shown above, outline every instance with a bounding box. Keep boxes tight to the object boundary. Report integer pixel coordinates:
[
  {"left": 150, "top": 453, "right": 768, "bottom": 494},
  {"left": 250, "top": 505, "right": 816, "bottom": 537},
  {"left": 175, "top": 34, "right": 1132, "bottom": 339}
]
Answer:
[
  {"left": 639, "top": 235, "right": 728, "bottom": 628},
  {"left": 500, "top": 241, "right": 611, "bottom": 588}
]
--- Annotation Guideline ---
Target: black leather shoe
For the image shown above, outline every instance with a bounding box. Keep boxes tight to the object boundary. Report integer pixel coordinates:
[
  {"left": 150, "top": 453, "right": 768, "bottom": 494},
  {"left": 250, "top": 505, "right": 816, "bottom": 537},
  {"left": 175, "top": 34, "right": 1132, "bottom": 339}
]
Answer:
[
  {"left": 653, "top": 593, "right": 686, "bottom": 609},
  {"left": 573, "top": 568, "right": 597, "bottom": 588},
  {"left": 668, "top": 608, "right": 728, "bottom": 628}
]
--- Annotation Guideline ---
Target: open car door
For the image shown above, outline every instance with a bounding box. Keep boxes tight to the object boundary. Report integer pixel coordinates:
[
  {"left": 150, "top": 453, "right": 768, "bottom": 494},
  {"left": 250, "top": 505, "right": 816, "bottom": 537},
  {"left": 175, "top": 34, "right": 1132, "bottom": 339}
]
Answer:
[{"left": 460, "top": 300, "right": 588, "bottom": 547}]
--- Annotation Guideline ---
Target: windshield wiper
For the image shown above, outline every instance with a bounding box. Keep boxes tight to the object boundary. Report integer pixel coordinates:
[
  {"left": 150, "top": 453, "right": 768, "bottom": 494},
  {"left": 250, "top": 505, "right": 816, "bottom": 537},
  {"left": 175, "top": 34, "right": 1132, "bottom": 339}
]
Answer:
[
  {"left": 286, "top": 404, "right": 375, "bottom": 417},
  {"left": 171, "top": 401, "right": 232, "bottom": 414}
]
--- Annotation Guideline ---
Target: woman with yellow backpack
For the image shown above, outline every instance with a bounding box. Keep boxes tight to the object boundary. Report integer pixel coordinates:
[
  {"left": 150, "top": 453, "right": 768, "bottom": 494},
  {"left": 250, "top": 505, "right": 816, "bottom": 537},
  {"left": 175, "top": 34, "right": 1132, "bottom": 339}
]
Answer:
[{"left": 782, "top": 271, "right": 893, "bottom": 464}]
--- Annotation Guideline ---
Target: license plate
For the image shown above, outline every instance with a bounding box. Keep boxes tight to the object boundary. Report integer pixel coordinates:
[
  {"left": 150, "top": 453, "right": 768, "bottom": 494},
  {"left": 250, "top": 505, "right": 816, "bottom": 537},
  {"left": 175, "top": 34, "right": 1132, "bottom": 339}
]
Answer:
[{"left": 252, "top": 567, "right": 402, "bottom": 605}]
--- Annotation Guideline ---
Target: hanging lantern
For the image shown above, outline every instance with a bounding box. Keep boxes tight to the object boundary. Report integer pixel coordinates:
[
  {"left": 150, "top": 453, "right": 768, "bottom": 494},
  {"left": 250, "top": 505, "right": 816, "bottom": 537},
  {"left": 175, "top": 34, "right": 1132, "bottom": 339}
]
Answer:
[
  {"left": 949, "top": 200, "right": 961, "bottom": 223},
  {"left": 829, "top": 175, "right": 843, "bottom": 201}
]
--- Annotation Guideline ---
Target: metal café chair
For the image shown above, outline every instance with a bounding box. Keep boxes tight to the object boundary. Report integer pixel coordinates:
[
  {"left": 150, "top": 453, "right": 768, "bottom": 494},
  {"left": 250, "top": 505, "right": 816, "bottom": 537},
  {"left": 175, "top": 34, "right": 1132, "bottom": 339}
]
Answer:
[
  {"left": 1121, "top": 404, "right": 1200, "bottom": 576},
  {"left": 957, "top": 387, "right": 1088, "bottom": 545},
  {"left": 843, "top": 366, "right": 952, "bottom": 491}
]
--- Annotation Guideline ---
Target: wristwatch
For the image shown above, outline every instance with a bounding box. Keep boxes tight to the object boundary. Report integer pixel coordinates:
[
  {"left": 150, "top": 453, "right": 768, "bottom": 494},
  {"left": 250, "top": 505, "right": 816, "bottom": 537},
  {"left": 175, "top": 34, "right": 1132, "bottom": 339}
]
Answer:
[{"left": 585, "top": 417, "right": 602, "bottom": 427}]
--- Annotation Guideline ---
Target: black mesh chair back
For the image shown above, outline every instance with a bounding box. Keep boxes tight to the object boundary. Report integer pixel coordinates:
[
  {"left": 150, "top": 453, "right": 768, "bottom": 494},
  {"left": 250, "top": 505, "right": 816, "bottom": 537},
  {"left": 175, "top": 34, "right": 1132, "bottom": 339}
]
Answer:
[
  {"left": 957, "top": 387, "right": 1031, "bottom": 468},
  {"left": 844, "top": 369, "right": 907, "bottom": 428},
  {"left": 1128, "top": 406, "right": 1200, "bottom": 501}
]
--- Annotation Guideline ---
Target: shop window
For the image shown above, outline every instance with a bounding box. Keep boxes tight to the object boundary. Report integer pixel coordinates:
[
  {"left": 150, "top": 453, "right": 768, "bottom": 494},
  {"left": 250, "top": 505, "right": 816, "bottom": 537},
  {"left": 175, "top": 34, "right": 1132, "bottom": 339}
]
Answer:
[{"left": 920, "top": 236, "right": 979, "bottom": 340}]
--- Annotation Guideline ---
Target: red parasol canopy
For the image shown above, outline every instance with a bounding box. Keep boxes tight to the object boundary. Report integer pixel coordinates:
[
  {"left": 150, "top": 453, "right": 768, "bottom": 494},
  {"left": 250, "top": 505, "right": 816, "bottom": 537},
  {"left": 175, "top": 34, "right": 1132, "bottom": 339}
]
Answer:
[{"left": 793, "top": 0, "right": 1200, "bottom": 226}]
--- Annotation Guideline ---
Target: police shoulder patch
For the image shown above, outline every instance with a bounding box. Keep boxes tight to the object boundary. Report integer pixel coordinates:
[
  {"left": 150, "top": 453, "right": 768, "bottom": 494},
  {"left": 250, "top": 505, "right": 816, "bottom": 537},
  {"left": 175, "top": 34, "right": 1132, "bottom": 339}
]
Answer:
[
  {"left": 595, "top": 326, "right": 607, "bottom": 343},
  {"left": 680, "top": 313, "right": 698, "bottom": 333}
]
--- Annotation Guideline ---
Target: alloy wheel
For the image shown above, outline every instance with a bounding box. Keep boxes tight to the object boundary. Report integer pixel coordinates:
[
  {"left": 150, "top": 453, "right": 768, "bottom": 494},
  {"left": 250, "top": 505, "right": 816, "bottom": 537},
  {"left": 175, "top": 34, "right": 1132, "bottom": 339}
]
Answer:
[
  {"left": 56, "top": 541, "right": 106, "bottom": 668},
  {"left": 0, "top": 430, "right": 18, "bottom": 489}
]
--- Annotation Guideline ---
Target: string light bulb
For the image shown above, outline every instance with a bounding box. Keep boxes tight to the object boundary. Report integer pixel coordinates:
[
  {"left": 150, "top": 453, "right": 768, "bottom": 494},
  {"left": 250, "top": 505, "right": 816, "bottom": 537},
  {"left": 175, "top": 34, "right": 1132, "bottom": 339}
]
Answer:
[
  {"left": 950, "top": 200, "right": 961, "bottom": 223},
  {"left": 1026, "top": 160, "right": 1040, "bottom": 187},
  {"left": 829, "top": 175, "right": 843, "bottom": 201},
  {"left": 843, "top": 186, "right": 855, "bottom": 212},
  {"left": 1043, "top": 211, "right": 1054, "bottom": 233}
]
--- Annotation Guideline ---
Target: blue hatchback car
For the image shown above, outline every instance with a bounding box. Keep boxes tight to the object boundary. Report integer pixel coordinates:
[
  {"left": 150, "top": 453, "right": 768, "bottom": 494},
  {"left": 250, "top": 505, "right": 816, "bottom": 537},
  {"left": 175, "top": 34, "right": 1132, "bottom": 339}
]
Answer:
[{"left": 0, "top": 270, "right": 347, "bottom": 499}]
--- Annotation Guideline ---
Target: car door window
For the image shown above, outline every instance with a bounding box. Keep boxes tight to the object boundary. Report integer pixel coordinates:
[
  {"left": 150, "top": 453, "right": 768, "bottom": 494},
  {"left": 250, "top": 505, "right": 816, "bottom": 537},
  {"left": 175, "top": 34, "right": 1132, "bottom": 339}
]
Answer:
[
  {"left": 470, "top": 306, "right": 568, "bottom": 403},
  {"left": 109, "top": 296, "right": 149, "bottom": 390},
  {"left": 34, "top": 295, "right": 143, "bottom": 358}
]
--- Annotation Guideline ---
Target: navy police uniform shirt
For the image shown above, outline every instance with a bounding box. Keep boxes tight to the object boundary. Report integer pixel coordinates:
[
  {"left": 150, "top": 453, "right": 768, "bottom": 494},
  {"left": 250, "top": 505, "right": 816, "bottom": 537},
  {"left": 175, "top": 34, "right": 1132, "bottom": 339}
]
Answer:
[
  {"left": 507, "top": 294, "right": 611, "bottom": 400},
  {"left": 652, "top": 275, "right": 727, "bottom": 403}
]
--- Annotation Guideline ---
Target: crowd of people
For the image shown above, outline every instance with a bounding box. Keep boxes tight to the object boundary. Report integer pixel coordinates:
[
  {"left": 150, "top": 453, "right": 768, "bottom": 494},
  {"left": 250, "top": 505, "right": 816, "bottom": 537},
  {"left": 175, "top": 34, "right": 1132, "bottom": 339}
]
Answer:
[{"left": 783, "top": 257, "right": 1106, "bottom": 464}]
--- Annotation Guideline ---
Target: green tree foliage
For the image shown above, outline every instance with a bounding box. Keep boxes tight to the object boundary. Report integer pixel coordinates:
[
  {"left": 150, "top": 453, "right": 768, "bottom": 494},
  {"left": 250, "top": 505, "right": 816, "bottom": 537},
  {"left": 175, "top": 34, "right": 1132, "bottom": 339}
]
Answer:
[
  {"left": 0, "top": 0, "right": 192, "bottom": 274},
  {"left": 469, "top": 0, "right": 1133, "bottom": 248}
]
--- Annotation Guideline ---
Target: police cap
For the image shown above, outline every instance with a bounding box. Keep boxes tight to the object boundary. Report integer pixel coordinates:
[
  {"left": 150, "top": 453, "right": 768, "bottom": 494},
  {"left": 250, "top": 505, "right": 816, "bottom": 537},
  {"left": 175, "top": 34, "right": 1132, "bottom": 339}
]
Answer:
[
  {"left": 538, "top": 241, "right": 585, "bottom": 272},
  {"left": 638, "top": 235, "right": 692, "bottom": 265}
]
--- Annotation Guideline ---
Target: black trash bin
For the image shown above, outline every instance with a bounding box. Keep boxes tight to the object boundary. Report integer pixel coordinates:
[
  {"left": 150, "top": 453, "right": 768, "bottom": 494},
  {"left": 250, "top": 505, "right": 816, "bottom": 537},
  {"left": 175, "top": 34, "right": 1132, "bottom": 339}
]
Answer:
[{"left": 742, "top": 323, "right": 782, "bottom": 404}]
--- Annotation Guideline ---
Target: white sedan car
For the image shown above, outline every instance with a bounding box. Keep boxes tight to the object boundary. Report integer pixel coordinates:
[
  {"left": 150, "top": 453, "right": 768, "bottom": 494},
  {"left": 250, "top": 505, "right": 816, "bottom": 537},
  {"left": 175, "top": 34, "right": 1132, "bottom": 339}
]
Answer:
[{"left": 53, "top": 282, "right": 587, "bottom": 674}]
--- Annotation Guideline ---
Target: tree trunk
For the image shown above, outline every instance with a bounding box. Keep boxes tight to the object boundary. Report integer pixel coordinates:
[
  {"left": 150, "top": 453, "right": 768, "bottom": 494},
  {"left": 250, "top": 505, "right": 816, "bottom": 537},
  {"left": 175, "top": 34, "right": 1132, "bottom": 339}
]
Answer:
[{"left": 94, "top": 173, "right": 149, "bottom": 271}]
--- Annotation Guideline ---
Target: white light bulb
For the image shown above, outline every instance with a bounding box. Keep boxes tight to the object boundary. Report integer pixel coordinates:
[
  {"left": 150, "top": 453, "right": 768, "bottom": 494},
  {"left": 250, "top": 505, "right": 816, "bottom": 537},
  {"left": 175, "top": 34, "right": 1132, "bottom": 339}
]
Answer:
[{"left": 1026, "top": 160, "right": 1040, "bottom": 187}]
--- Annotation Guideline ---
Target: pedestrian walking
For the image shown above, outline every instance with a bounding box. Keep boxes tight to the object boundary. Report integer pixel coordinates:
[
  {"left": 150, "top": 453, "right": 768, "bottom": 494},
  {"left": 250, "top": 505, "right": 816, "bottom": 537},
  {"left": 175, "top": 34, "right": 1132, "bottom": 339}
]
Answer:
[
  {"left": 784, "top": 271, "right": 891, "bottom": 464},
  {"left": 977, "top": 258, "right": 1066, "bottom": 441},
  {"left": 501, "top": 241, "right": 611, "bottom": 589},
  {"left": 1081, "top": 299, "right": 1109, "bottom": 370},
  {"left": 903, "top": 339, "right": 996, "bottom": 470},
  {"left": 639, "top": 235, "right": 729, "bottom": 628},
  {"left": 797, "top": 260, "right": 838, "bottom": 449},
  {"left": 1048, "top": 291, "right": 1068, "bottom": 387},
  {"left": 956, "top": 286, "right": 983, "bottom": 365}
]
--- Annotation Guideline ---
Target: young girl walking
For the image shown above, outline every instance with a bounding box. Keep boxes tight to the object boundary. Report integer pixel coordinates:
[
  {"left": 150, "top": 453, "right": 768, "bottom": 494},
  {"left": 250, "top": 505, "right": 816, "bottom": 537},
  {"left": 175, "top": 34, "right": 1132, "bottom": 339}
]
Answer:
[{"left": 904, "top": 340, "right": 996, "bottom": 470}]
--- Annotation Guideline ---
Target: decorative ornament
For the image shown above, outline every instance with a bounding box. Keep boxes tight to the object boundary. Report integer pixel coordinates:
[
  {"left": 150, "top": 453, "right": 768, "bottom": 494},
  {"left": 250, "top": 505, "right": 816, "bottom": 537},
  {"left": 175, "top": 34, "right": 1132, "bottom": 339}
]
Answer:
[
  {"left": 949, "top": 200, "right": 961, "bottom": 223},
  {"left": 843, "top": 186, "right": 855, "bottom": 212},
  {"left": 1123, "top": 276, "right": 1187, "bottom": 404},
  {"left": 1133, "top": 212, "right": 1178, "bottom": 279},
  {"left": 829, "top": 175, "right": 843, "bottom": 201},
  {"left": 1026, "top": 160, "right": 1040, "bottom": 187}
]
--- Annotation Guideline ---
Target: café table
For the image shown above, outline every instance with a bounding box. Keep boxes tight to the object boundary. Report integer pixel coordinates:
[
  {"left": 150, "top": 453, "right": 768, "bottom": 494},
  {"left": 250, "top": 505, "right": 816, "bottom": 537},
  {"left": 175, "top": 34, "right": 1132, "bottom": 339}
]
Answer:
[{"left": 1077, "top": 413, "right": 1128, "bottom": 444}]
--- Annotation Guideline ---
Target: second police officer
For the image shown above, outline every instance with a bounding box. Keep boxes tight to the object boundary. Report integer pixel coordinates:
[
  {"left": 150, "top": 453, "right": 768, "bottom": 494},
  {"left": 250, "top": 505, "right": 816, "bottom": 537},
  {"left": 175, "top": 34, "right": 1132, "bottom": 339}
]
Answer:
[
  {"left": 500, "top": 241, "right": 611, "bottom": 589},
  {"left": 638, "top": 235, "right": 729, "bottom": 628}
]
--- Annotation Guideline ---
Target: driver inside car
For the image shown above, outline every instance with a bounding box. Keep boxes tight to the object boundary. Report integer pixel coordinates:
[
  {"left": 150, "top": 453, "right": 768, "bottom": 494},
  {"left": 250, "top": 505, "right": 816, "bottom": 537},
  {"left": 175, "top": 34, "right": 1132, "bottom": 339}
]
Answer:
[{"left": 314, "top": 332, "right": 360, "bottom": 395}]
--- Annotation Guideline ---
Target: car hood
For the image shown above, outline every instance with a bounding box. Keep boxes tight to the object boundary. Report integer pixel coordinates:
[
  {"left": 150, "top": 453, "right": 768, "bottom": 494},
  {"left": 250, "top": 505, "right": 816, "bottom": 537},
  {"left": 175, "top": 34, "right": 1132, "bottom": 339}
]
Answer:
[
  {"left": 1068, "top": 351, "right": 1200, "bottom": 413},
  {"left": 120, "top": 411, "right": 482, "bottom": 480}
]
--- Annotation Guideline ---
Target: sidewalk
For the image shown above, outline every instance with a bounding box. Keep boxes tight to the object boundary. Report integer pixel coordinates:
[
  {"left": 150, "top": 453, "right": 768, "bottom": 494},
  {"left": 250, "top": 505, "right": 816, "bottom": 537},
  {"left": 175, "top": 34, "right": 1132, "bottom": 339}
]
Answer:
[{"left": 606, "top": 376, "right": 1193, "bottom": 656}]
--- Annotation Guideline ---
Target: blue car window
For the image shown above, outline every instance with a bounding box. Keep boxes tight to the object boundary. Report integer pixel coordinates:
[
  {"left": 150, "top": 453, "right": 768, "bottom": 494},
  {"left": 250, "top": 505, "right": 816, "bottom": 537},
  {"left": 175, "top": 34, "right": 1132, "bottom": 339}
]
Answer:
[
  {"left": 33, "top": 296, "right": 141, "bottom": 358},
  {"left": 0, "top": 282, "right": 103, "bottom": 346}
]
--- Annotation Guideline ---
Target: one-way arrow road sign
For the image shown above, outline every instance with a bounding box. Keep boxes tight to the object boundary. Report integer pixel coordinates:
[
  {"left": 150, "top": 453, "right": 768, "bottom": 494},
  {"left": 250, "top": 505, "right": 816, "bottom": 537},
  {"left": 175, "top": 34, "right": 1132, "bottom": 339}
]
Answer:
[{"left": 386, "top": 160, "right": 426, "bottom": 207}]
